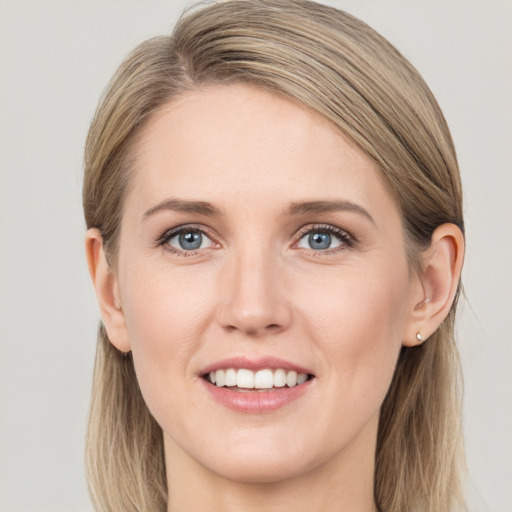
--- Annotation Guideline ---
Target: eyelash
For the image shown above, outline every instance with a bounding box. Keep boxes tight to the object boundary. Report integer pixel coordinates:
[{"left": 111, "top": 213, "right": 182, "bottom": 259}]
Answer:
[
  {"left": 156, "top": 223, "right": 356, "bottom": 257},
  {"left": 157, "top": 224, "right": 216, "bottom": 257},
  {"left": 295, "top": 224, "right": 355, "bottom": 254}
]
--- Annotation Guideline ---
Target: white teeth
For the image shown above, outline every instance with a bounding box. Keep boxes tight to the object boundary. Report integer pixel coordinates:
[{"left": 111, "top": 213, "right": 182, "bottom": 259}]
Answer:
[
  {"left": 273, "top": 369, "right": 287, "bottom": 387},
  {"left": 286, "top": 371, "right": 297, "bottom": 387},
  {"left": 215, "top": 369, "right": 225, "bottom": 387},
  {"left": 225, "top": 368, "right": 237, "bottom": 387},
  {"left": 210, "top": 368, "right": 309, "bottom": 389},
  {"left": 254, "top": 369, "right": 274, "bottom": 389},
  {"left": 237, "top": 369, "right": 254, "bottom": 388}
]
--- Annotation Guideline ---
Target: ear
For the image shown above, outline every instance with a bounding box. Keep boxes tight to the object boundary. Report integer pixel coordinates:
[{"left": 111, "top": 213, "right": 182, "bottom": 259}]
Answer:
[
  {"left": 85, "top": 228, "right": 131, "bottom": 352},
  {"left": 402, "top": 223, "right": 465, "bottom": 347}
]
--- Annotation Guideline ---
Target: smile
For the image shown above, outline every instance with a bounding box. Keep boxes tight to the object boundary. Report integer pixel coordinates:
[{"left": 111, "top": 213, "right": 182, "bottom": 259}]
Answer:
[
  {"left": 199, "top": 357, "right": 316, "bottom": 413},
  {"left": 205, "top": 368, "right": 310, "bottom": 390}
]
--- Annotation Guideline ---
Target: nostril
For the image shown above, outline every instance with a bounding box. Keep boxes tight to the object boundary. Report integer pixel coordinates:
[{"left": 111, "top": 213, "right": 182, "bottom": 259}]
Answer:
[{"left": 236, "top": 324, "right": 282, "bottom": 336}]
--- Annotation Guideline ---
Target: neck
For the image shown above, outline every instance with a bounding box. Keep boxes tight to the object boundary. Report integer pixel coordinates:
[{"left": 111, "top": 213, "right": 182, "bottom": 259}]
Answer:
[{"left": 165, "top": 415, "right": 379, "bottom": 512}]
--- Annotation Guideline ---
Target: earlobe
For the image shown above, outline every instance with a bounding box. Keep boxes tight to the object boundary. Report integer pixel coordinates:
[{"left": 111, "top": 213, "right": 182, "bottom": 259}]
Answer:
[
  {"left": 85, "top": 229, "right": 131, "bottom": 353},
  {"left": 402, "top": 223, "right": 464, "bottom": 347}
]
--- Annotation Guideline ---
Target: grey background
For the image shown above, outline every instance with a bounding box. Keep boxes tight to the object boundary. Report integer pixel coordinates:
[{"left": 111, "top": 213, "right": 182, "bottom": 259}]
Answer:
[{"left": 1, "top": 1, "right": 510, "bottom": 511}]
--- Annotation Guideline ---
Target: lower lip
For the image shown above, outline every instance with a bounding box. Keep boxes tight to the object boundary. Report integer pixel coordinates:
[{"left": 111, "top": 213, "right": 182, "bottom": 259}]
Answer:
[{"left": 201, "top": 379, "right": 313, "bottom": 414}]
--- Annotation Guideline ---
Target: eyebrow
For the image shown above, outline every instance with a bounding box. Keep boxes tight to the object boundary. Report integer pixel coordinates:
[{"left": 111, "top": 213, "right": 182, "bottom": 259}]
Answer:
[
  {"left": 142, "top": 197, "right": 374, "bottom": 224},
  {"left": 286, "top": 200, "right": 374, "bottom": 223},
  {"left": 142, "top": 198, "right": 223, "bottom": 221}
]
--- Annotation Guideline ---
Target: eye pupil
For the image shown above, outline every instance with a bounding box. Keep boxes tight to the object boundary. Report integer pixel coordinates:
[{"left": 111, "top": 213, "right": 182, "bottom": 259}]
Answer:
[
  {"left": 179, "top": 231, "right": 202, "bottom": 250},
  {"left": 309, "top": 232, "right": 331, "bottom": 250}
]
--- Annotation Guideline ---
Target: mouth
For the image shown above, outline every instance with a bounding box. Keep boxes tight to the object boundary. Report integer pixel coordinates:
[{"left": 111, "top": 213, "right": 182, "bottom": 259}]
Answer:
[
  {"left": 202, "top": 368, "right": 315, "bottom": 392},
  {"left": 199, "top": 357, "right": 316, "bottom": 412}
]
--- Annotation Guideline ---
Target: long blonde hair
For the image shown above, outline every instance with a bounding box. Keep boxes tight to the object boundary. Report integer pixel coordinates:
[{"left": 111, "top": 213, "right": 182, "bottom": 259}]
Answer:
[{"left": 83, "top": 1, "right": 466, "bottom": 510}]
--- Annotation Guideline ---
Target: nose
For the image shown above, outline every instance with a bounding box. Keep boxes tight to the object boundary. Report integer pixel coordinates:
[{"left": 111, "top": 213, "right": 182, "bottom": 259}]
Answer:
[{"left": 216, "top": 246, "right": 292, "bottom": 337}]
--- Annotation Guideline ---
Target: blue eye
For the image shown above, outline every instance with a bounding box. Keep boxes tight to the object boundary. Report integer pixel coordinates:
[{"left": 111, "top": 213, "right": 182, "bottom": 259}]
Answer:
[
  {"left": 166, "top": 229, "right": 213, "bottom": 251},
  {"left": 297, "top": 227, "right": 347, "bottom": 251}
]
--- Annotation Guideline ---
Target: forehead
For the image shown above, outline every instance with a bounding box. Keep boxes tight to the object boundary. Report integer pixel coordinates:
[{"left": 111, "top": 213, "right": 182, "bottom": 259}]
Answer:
[{"left": 127, "top": 83, "right": 397, "bottom": 220}]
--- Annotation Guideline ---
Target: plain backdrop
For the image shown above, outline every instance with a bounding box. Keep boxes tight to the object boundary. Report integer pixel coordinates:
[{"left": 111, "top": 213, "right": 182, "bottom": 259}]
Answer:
[{"left": 0, "top": 1, "right": 511, "bottom": 511}]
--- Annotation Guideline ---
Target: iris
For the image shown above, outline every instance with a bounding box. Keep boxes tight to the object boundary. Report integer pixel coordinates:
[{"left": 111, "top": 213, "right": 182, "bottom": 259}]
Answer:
[
  {"left": 309, "top": 232, "right": 331, "bottom": 250},
  {"left": 179, "top": 231, "right": 202, "bottom": 250}
]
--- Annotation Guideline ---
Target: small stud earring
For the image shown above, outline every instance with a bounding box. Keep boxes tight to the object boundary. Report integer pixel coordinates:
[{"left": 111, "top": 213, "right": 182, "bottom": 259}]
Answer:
[{"left": 416, "top": 332, "right": 425, "bottom": 343}]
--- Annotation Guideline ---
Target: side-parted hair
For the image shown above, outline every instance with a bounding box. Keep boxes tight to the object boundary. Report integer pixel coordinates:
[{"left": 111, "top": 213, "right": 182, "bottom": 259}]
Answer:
[{"left": 83, "top": 1, "right": 465, "bottom": 511}]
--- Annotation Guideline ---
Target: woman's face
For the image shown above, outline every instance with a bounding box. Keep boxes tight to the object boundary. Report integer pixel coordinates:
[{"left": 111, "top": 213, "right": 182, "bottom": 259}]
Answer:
[{"left": 113, "top": 84, "right": 422, "bottom": 483}]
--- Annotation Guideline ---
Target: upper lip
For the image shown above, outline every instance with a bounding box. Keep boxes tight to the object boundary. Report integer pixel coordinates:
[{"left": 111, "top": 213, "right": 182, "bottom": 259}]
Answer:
[{"left": 199, "top": 356, "right": 313, "bottom": 376}]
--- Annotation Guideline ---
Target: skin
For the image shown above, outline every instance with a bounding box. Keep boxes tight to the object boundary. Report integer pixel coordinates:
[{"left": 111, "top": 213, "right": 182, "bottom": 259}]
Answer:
[{"left": 87, "top": 83, "right": 464, "bottom": 512}]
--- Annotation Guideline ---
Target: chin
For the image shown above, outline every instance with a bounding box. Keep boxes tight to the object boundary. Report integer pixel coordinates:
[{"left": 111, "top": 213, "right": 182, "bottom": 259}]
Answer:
[
  {"left": 207, "top": 452, "right": 316, "bottom": 485},
  {"left": 194, "top": 427, "right": 335, "bottom": 485}
]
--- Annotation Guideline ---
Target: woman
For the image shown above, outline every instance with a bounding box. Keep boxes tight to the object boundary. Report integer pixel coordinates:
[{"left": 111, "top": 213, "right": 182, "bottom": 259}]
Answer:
[{"left": 83, "top": 1, "right": 466, "bottom": 511}]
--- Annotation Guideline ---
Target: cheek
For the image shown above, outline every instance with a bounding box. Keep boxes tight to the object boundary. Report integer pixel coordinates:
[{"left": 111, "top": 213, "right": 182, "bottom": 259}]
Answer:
[
  {"left": 300, "top": 259, "right": 409, "bottom": 331},
  {"left": 295, "top": 260, "right": 410, "bottom": 404},
  {"left": 118, "top": 261, "right": 216, "bottom": 410},
  {"left": 122, "top": 258, "right": 213, "bottom": 343}
]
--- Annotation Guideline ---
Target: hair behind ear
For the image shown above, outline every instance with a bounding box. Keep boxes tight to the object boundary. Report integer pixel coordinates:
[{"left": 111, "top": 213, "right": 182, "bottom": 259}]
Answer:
[
  {"left": 85, "top": 323, "right": 166, "bottom": 512},
  {"left": 376, "top": 312, "right": 465, "bottom": 512}
]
